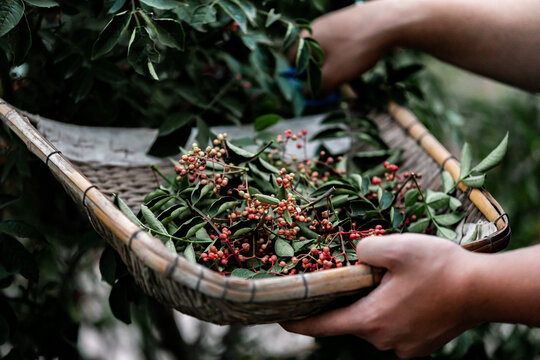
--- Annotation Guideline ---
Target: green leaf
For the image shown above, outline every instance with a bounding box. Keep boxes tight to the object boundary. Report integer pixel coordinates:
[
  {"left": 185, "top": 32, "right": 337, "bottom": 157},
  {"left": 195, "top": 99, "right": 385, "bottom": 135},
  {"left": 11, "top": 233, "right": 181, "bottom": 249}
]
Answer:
[
  {"left": 310, "top": 126, "right": 347, "bottom": 141},
  {"left": 361, "top": 177, "right": 370, "bottom": 195},
  {"left": 404, "top": 189, "right": 419, "bottom": 207},
  {"left": 433, "top": 213, "right": 465, "bottom": 226},
  {"left": 295, "top": 38, "right": 310, "bottom": 73},
  {"left": 303, "top": 37, "right": 325, "bottom": 64},
  {"left": 226, "top": 140, "right": 255, "bottom": 160},
  {"left": 0, "top": 0, "right": 24, "bottom": 37},
  {"left": 232, "top": 227, "right": 251, "bottom": 238},
  {"left": 254, "top": 113, "right": 281, "bottom": 131},
  {"left": 441, "top": 171, "right": 454, "bottom": 193},
  {"left": 231, "top": 268, "right": 255, "bottom": 278},
  {"left": 436, "top": 226, "right": 457, "bottom": 241},
  {"left": 379, "top": 191, "right": 393, "bottom": 210},
  {"left": 114, "top": 194, "right": 144, "bottom": 227},
  {"left": 140, "top": 0, "right": 178, "bottom": 10},
  {"left": 472, "top": 133, "right": 508, "bottom": 173},
  {"left": 275, "top": 238, "right": 294, "bottom": 257},
  {"left": 185, "top": 222, "right": 206, "bottom": 238},
  {"left": 462, "top": 174, "right": 486, "bottom": 188},
  {"left": 184, "top": 244, "right": 196, "bottom": 263},
  {"left": 92, "top": 11, "right": 132, "bottom": 59},
  {"left": 109, "top": 277, "right": 132, "bottom": 324},
  {"left": 141, "top": 204, "right": 168, "bottom": 235},
  {"left": 218, "top": 0, "right": 247, "bottom": 33},
  {"left": 127, "top": 27, "right": 159, "bottom": 78},
  {"left": 282, "top": 21, "right": 297, "bottom": 50},
  {"left": 283, "top": 209, "right": 293, "bottom": 226},
  {"left": 24, "top": 0, "right": 58, "bottom": 7},
  {"left": 426, "top": 191, "right": 450, "bottom": 210},
  {"left": 349, "top": 174, "right": 363, "bottom": 190},
  {"left": 158, "top": 112, "right": 194, "bottom": 136},
  {"left": 296, "top": 222, "right": 319, "bottom": 239},
  {"left": 449, "top": 197, "right": 462, "bottom": 211},
  {"left": 209, "top": 199, "right": 238, "bottom": 217},
  {"left": 195, "top": 228, "right": 213, "bottom": 242},
  {"left": 106, "top": 0, "right": 126, "bottom": 13},
  {"left": 256, "top": 194, "right": 279, "bottom": 205},
  {"left": 407, "top": 218, "right": 430, "bottom": 233},
  {"left": 391, "top": 208, "right": 405, "bottom": 229},
  {"left": 349, "top": 200, "right": 375, "bottom": 216},
  {"left": 459, "top": 142, "right": 471, "bottom": 179},
  {"left": 0, "top": 221, "right": 40, "bottom": 238},
  {"left": 293, "top": 238, "right": 313, "bottom": 251},
  {"left": 187, "top": 4, "right": 217, "bottom": 28},
  {"left": 151, "top": 18, "right": 185, "bottom": 50},
  {"left": 231, "top": 0, "right": 256, "bottom": 24},
  {"left": 164, "top": 239, "right": 176, "bottom": 252},
  {"left": 259, "top": 157, "right": 280, "bottom": 174},
  {"left": 147, "top": 60, "right": 159, "bottom": 80},
  {"left": 265, "top": 8, "right": 280, "bottom": 27},
  {"left": 99, "top": 246, "right": 117, "bottom": 286},
  {"left": 191, "top": 183, "right": 213, "bottom": 205}
]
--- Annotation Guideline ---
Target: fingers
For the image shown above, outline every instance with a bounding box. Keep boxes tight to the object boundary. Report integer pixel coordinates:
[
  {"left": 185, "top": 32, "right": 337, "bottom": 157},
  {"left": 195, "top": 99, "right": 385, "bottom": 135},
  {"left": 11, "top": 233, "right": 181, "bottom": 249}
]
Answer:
[
  {"left": 357, "top": 233, "right": 460, "bottom": 270},
  {"left": 280, "top": 297, "right": 369, "bottom": 337},
  {"left": 356, "top": 234, "right": 410, "bottom": 269}
]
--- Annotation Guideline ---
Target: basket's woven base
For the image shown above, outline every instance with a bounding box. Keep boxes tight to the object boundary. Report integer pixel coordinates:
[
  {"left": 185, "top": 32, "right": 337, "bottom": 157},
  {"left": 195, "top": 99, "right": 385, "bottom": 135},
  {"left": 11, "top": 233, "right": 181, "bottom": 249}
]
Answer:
[
  {"left": 73, "top": 114, "right": 491, "bottom": 324},
  {"left": 76, "top": 164, "right": 170, "bottom": 212}
]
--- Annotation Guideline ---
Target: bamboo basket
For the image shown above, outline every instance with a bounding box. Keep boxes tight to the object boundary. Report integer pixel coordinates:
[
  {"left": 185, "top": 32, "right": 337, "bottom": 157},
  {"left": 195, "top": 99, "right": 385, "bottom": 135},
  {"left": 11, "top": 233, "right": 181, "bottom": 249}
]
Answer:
[{"left": 0, "top": 99, "right": 510, "bottom": 325}]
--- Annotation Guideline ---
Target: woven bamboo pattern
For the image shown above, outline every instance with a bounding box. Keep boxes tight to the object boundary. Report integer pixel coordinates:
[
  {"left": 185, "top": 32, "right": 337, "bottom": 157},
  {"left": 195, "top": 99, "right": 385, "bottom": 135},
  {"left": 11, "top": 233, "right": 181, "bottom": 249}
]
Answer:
[{"left": 0, "top": 99, "right": 510, "bottom": 324}]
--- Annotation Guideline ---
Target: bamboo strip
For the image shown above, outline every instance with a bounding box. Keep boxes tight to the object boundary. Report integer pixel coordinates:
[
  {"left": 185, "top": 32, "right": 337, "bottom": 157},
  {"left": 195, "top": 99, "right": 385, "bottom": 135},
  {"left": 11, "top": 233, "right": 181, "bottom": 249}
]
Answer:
[{"left": 389, "top": 103, "right": 506, "bottom": 230}]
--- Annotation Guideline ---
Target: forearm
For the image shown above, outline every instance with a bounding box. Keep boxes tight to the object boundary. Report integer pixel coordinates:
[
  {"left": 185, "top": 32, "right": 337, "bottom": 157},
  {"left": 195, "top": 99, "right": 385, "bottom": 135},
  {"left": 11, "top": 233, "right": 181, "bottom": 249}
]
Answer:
[
  {"left": 388, "top": 0, "right": 540, "bottom": 91},
  {"left": 466, "top": 245, "right": 540, "bottom": 325}
]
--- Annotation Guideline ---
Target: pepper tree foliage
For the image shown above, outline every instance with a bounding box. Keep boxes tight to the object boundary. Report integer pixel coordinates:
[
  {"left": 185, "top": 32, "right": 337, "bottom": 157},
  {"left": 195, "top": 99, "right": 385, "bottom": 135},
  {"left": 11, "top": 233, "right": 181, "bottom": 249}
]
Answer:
[{"left": 0, "top": 0, "right": 355, "bottom": 155}]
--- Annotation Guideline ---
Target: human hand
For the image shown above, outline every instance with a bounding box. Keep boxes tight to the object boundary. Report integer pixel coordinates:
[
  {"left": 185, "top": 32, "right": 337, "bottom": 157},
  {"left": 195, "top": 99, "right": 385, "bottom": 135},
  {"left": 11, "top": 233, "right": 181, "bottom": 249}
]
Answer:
[
  {"left": 303, "top": 1, "right": 399, "bottom": 93},
  {"left": 281, "top": 234, "right": 482, "bottom": 358}
]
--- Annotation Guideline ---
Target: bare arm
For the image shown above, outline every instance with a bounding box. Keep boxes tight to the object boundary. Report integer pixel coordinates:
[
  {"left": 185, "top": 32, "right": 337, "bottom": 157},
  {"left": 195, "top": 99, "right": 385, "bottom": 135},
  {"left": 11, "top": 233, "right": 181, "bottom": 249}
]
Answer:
[
  {"left": 312, "top": 0, "right": 540, "bottom": 92},
  {"left": 281, "top": 235, "right": 540, "bottom": 358}
]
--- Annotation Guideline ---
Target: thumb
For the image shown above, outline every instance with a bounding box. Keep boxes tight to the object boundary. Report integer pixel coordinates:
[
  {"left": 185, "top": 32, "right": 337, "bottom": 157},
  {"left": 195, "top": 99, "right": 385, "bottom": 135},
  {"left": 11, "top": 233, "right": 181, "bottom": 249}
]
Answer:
[{"left": 356, "top": 234, "right": 408, "bottom": 270}]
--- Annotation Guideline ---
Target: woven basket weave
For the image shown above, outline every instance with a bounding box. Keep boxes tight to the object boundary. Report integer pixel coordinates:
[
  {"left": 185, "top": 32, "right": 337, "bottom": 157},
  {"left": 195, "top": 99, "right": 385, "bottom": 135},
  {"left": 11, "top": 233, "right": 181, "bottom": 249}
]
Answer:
[{"left": 0, "top": 99, "right": 510, "bottom": 325}]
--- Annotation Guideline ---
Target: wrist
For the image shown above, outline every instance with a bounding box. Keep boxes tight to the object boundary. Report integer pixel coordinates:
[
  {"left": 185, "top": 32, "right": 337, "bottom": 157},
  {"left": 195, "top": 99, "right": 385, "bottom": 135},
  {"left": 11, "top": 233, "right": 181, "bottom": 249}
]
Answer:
[
  {"left": 442, "top": 248, "right": 489, "bottom": 329},
  {"left": 457, "top": 250, "right": 495, "bottom": 326}
]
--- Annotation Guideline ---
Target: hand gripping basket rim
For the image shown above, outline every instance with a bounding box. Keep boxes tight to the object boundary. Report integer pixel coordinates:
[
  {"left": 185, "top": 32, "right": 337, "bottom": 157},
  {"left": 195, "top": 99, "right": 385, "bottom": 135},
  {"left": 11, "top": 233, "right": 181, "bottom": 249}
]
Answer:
[{"left": 0, "top": 99, "right": 511, "bottom": 324}]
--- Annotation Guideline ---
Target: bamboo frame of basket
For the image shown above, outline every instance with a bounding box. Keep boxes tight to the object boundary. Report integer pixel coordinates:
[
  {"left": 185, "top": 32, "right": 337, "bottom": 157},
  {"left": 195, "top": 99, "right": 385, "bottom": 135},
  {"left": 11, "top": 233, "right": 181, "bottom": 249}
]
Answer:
[{"left": 0, "top": 99, "right": 510, "bottom": 324}]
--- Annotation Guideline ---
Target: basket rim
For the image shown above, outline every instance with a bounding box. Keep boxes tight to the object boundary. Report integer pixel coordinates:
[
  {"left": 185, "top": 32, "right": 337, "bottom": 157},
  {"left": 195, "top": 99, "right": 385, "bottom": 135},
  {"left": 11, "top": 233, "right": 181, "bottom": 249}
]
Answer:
[{"left": 0, "top": 99, "right": 510, "bottom": 304}]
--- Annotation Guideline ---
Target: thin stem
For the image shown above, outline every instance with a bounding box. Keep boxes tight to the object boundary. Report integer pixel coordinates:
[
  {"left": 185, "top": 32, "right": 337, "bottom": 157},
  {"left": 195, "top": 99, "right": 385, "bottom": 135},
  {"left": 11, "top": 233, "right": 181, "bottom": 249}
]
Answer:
[{"left": 131, "top": 1, "right": 142, "bottom": 27}]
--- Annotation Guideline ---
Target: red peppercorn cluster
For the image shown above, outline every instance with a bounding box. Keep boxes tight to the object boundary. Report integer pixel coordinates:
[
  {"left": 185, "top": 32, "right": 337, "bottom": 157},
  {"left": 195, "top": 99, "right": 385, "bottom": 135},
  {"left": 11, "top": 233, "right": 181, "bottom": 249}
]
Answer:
[
  {"left": 174, "top": 134, "right": 238, "bottom": 194},
  {"left": 164, "top": 130, "right": 426, "bottom": 277}
]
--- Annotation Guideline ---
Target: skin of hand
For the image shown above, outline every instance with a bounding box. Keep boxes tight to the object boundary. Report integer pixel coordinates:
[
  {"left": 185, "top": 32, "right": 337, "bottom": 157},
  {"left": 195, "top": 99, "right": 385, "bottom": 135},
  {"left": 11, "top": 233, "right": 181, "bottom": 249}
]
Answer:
[
  {"left": 308, "top": 0, "right": 540, "bottom": 93},
  {"left": 281, "top": 234, "right": 482, "bottom": 358},
  {"left": 296, "top": 1, "right": 403, "bottom": 93}
]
